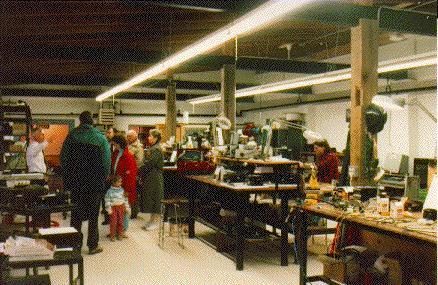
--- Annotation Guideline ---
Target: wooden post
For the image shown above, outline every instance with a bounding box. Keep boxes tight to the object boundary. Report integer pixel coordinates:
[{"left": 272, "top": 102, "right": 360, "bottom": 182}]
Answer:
[
  {"left": 165, "top": 71, "right": 177, "bottom": 143},
  {"left": 220, "top": 64, "right": 236, "bottom": 131},
  {"left": 350, "top": 19, "right": 379, "bottom": 186}
]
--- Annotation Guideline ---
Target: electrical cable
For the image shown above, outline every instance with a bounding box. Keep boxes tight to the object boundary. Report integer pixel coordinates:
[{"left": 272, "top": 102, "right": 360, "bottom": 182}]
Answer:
[{"left": 289, "top": 214, "right": 299, "bottom": 261}]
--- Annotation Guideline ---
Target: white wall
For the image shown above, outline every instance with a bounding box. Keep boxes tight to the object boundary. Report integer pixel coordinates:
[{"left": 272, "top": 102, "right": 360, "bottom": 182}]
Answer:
[
  {"left": 240, "top": 89, "right": 437, "bottom": 174},
  {"left": 2, "top": 96, "right": 217, "bottom": 131},
  {"left": 3, "top": 89, "right": 436, "bottom": 176}
]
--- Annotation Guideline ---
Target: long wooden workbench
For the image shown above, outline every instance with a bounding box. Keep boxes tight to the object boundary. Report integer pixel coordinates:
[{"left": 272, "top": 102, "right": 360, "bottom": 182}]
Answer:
[
  {"left": 295, "top": 203, "right": 437, "bottom": 285},
  {"left": 185, "top": 175, "right": 302, "bottom": 270}
]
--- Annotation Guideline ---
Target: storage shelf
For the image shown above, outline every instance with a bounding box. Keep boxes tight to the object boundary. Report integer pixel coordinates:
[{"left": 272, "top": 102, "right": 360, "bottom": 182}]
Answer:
[{"left": 1, "top": 102, "right": 32, "bottom": 172}]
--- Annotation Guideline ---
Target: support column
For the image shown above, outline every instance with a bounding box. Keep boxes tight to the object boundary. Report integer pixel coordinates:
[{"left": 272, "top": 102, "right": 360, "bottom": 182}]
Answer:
[
  {"left": 165, "top": 71, "right": 177, "bottom": 142},
  {"left": 350, "top": 19, "right": 379, "bottom": 186},
  {"left": 220, "top": 64, "right": 236, "bottom": 131}
]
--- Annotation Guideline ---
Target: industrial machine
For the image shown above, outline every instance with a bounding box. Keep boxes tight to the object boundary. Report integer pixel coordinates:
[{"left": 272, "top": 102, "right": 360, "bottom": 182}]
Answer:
[{"left": 378, "top": 173, "right": 420, "bottom": 201}]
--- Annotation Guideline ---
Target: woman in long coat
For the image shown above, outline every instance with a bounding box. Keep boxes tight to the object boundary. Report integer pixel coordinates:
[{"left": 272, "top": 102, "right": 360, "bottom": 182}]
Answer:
[
  {"left": 139, "top": 129, "right": 164, "bottom": 231},
  {"left": 111, "top": 134, "right": 138, "bottom": 211}
]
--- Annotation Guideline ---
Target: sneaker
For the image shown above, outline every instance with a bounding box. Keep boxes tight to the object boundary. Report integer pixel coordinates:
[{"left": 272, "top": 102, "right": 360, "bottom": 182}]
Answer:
[
  {"left": 143, "top": 223, "right": 158, "bottom": 231},
  {"left": 88, "top": 246, "right": 103, "bottom": 255},
  {"left": 141, "top": 222, "right": 151, "bottom": 231}
]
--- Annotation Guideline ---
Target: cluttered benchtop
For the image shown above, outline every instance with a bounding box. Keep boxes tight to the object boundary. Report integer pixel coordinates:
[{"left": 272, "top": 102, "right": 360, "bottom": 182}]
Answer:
[{"left": 299, "top": 202, "right": 436, "bottom": 244}]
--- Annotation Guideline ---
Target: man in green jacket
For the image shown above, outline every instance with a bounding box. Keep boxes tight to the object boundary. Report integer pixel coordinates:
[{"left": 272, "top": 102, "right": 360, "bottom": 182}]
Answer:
[{"left": 61, "top": 111, "right": 111, "bottom": 255}]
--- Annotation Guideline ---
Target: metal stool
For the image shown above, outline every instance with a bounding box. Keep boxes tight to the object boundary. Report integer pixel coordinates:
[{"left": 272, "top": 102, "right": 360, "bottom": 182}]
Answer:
[{"left": 158, "top": 197, "right": 188, "bottom": 248}]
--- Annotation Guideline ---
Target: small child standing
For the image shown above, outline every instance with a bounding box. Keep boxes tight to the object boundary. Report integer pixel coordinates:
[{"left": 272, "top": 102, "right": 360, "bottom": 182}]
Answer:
[{"left": 105, "top": 175, "right": 131, "bottom": 241}]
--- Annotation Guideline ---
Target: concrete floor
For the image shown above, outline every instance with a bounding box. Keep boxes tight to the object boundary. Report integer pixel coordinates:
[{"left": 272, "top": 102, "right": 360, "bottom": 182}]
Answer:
[{"left": 11, "top": 213, "right": 329, "bottom": 285}]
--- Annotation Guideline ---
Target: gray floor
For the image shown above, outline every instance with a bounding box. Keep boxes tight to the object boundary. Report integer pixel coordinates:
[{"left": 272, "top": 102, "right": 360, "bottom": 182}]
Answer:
[{"left": 12, "top": 213, "right": 329, "bottom": 285}]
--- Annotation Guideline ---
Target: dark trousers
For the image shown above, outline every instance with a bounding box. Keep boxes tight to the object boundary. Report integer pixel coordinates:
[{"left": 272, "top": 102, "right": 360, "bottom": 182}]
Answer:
[
  {"left": 70, "top": 194, "right": 101, "bottom": 250},
  {"left": 101, "top": 180, "right": 110, "bottom": 221},
  {"left": 101, "top": 196, "right": 109, "bottom": 221},
  {"left": 130, "top": 201, "right": 139, "bottom": 218}
]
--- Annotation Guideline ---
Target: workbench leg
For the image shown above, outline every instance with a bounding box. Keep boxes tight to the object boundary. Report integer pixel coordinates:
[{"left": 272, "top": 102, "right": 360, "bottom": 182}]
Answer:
[
  {"left": 296, "top": 209, "right": 308, "bottom": 285},
  {"left": 69, "top": 264, "right": 74, "bottom": 285},
  {"left": 188, "top": 183, "right": 195, "bottom": 239},
  {"left": 235, "top": 210, "right": 244, "bottom": 271},
  {"left": 78, "top": 259, "right": 84, "bottom": 285},
  {"left": 25, "top": 215, "right": 30, "bottom": 233},
  {"left": 280, "top": 194, "right": 289, "bottom": 266}
]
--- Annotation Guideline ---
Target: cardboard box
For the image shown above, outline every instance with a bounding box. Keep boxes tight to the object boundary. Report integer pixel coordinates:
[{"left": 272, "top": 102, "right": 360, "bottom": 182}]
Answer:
[
  {"left": 319, "top": 254, "right": 346, "bottom": 283},
  {"left": 385, "top": 258, "right": 402, "bottom": 285}
]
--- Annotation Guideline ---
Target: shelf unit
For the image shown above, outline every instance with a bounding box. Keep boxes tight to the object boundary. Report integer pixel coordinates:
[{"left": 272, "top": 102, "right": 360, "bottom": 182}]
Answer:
[{"left": 0, "top": 101, "right": 32, "bottom": 172}]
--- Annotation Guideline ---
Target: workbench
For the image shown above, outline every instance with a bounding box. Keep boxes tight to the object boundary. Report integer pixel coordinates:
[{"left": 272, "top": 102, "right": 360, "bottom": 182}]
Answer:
[
  {"left": 295, "top": 203, "right": 437, "bottom": 285},
  {"left": 185, "top": 174, "right": 302, "bottom": 270}
]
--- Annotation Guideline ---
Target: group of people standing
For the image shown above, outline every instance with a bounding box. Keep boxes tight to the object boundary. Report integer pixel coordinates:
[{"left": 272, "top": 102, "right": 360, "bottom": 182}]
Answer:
[{"left": 60, "top": 111, "right": 164, "bottom": 255}]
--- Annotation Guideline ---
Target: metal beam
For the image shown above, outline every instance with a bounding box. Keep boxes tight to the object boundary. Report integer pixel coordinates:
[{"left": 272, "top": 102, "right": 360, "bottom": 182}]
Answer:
[
  {"left": 4, "top": 44, "right": 408, "bottom": 79},
  {"left": 378, "top": 6, "right": 436, "bottom": 36},
  {"left": 186, "top": 55, "right": 350, "bottom": 73},
  {"left": 2, "top": 44, "right": 165, "bottom": 64},
  {"left": 145, "top": 0, "right": 266, "bottom": 13},
  {"left": 293, "top": 2, "right": 436, "bottom": 36},
  {"left": 0, "top": 88, "right": 210, "bottom": 101},
  {"left": 3, "top": 44, "right": 352, "bottom": 74},
  {"left": 1, "top": 74, "right": 254, "bottom": 90}
]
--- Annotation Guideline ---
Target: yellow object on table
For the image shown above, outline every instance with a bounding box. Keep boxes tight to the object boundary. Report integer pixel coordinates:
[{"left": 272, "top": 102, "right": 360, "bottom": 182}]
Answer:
[{"left": 308, "top": 167, "right": 319, "bottom": 189}]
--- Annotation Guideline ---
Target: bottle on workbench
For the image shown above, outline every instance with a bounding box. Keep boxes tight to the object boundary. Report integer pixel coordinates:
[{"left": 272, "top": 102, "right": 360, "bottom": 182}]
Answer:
[{"left": 378, "top": 192, "right": 390, "bottom": 216}]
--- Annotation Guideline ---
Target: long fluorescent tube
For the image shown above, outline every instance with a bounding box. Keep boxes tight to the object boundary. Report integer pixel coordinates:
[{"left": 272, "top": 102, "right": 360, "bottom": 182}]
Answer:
[
  {"left": 372, "top": 95, "right": 405, "bottom": 111},
  {"left": 188, "top": 51, "right": 437, "bottom": 105},
  {"left": 96, "top": 0, "right": 320, "bottom": 101}
]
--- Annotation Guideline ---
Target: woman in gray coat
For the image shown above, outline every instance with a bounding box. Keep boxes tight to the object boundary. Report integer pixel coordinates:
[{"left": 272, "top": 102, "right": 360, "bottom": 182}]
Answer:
[{"left": 139, "top": 129, "right": 164, "bottom": 231}]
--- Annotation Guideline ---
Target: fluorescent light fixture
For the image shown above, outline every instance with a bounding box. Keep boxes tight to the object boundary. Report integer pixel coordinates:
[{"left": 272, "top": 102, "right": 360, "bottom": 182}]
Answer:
[
  {"left": 188, "top": 51, "right": 437, "bottom": 105},
  {"left": 377, "top": 51, "right": 437, "bottom": 73},
  {"left": 275, "top": 117, "right": 323, "bottom": 143},
  {"left": 372, "top": 95, "right": 405, "bottom": 111},
  {"left": 373, "top": 95, "right": 437, "bottom": 122},
  {"left": 96, "top": 0, "right": 320, "bottom": 101}
]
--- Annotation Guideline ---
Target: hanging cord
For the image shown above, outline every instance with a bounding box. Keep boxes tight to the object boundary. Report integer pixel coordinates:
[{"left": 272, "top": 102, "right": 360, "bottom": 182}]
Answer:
[
  {"left": 412, "top": 0, "right": 437, "bottom": 9},
  {"left": 234, "top": 35, "right": 238, "bottom": 63},
  {"left": 296, "top": 28, "right": 350, "bottom": 61},
  {"left": 385, "top": 80, "right": 393, "bottom": 152},
  {"left": 258, "top": 95, "right": 263, "bottom": 125}
]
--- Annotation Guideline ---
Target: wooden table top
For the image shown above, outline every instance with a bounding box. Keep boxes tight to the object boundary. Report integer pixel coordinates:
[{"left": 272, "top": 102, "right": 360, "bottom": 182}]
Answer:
[
  {"left": 297, "top": 203, "right": 437, "bottom": 245},
  {"left": 217, "top": 156, "right": 303, "bottom": 166},
  {"left": 163, "top": 166, "right": 177, "bottom": 171},
  {"left": 186, "top": 175, "right": 298, "bottom": 192}
]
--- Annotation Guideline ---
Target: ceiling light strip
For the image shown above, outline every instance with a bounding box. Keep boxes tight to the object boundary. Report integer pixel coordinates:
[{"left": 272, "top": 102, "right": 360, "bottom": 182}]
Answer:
[
  {"left": 96, "top": 0, "right": 319, "bottom": 101},
  {"left": 188, "top": 51, "right": 437, "bottom": 105}
]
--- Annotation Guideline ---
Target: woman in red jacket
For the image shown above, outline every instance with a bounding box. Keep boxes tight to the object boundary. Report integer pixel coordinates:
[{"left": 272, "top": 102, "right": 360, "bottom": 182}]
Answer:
[
  {"left": 111, "top": 134, "right": 138, "bottom": 218},
  {"left": 314, "top": 140, "right": 339, "bottom": 184}
]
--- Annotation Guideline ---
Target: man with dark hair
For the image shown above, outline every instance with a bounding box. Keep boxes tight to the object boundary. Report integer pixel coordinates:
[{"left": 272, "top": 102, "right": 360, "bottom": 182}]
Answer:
[
  {"left": 61, "top": 111, "right": 111, "bottom": 255},
  {"left": 79, "top": 111, "right": 93, "bottom": 125}
]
